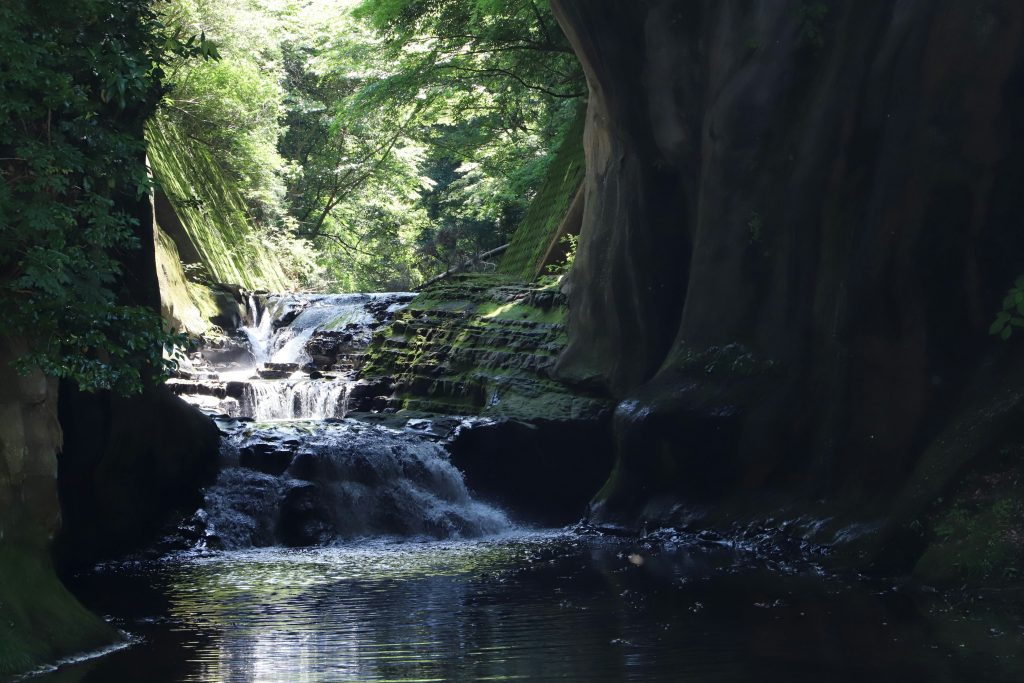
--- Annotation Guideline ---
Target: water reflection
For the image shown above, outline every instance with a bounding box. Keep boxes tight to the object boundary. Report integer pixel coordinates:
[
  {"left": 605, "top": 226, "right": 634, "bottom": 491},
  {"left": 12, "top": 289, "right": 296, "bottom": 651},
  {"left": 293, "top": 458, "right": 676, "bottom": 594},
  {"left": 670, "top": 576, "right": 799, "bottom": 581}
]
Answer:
[{"left": 29, "top": 532, "right": 1024, "bottom": 682}]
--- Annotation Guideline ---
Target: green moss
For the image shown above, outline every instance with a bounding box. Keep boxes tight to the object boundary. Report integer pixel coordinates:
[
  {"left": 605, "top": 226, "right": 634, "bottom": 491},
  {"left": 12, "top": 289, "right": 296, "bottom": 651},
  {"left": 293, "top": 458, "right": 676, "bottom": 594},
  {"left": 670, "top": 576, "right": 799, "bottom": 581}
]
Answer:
[
  {"left": 499, "top": 105, "right": 586, "bottom": 280},
  {"left": 360, "top": 273, "right": 607, "bottom": 421},
  {"left": 913, "top": 444, "right": 1024, "bottom": 586},
  {"left": 0, "top": 545, "right": 116, "bottom": 677},
  {"left": 915, "top": 499, "right": 1024, "bottom": 584},
  {"left": 147, "top": 117, "right": 290, "bottom": 292},
  {"left": 154, "top": 222, "right": 220, "bottom": 336},
  {"left": 477, "top": 301, "right": 564, "bottom": 324}
]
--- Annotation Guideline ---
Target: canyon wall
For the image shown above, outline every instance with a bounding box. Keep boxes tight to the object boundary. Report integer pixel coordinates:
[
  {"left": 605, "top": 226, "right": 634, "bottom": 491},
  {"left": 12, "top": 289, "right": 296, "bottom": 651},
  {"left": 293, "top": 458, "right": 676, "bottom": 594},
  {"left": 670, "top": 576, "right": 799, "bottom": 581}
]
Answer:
[
  {"left": 551, "top": 0, "right": 1024, "bottom": 570},
  {"left": 0, "top": 339, "right": 114, "bottom": 676}
]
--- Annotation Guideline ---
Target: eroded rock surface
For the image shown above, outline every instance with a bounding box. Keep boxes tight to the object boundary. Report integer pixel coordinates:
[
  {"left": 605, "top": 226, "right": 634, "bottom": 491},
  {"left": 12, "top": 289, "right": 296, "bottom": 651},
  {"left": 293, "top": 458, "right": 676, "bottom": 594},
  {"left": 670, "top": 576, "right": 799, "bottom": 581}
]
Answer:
[
  {"left": 0, "top": 338, "right": 115, "bottom": 676},
  {"left": 552, "top": 0, "right": 1024, "bottom": 576},
  {"left": 360, "top": 273, "right": 610, "bottom": 421}
]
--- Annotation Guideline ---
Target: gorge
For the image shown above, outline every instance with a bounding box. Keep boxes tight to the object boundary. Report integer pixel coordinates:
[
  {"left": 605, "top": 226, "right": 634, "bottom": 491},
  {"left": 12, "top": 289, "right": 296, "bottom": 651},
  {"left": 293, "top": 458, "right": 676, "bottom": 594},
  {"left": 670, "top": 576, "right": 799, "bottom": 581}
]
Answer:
[{"left": 4, "top": 0, "right": 1024, "bottom": 681}]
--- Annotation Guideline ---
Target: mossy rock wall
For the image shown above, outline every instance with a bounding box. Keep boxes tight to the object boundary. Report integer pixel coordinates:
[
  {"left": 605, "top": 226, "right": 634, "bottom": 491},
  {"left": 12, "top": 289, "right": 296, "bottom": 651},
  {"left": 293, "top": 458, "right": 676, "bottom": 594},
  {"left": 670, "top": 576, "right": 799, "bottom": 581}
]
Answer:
[
  {"left": 359, "top": 273, "right": 608, "bottom": 422},
  {"left": 146, "top": 117, "right": 289, "bottom": 293},
  {"left": 498, "top": 106, "right": 585, "bottom": 280},
  {"left": 154, "top": 222, "right": 220, "bottom": 336},
  {"left": 0, "top": 338, "right": 115, "bottom": 677}
]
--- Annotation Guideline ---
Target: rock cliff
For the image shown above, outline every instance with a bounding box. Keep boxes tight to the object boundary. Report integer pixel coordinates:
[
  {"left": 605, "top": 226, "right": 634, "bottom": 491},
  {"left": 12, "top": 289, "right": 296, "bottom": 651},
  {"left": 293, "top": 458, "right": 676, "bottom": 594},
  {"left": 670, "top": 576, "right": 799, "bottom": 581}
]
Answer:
[
  {"left": 551, "top": 0, "right": 1024, "bottom": 576},
  {"left": 0, "top": 338, "right": 115, "bottom": 677}
]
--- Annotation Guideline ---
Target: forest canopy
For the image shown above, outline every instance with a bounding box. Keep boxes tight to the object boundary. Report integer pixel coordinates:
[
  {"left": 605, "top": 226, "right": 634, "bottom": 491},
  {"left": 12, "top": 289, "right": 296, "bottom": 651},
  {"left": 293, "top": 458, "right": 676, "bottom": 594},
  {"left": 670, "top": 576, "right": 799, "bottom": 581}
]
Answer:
[
  {"left": 0, "top": 0, "right": 579, "bottom": 392},
  {"left": 158, "top": 0, "right": 582, "bottom": 291}
]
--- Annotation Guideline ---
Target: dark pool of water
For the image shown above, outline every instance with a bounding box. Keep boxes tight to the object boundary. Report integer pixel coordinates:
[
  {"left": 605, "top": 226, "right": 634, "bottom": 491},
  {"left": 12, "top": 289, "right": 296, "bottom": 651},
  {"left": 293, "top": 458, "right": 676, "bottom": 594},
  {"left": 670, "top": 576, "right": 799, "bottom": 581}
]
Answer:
[{"left": 26, "top": 530, "right": 1024, "bottom": 682}]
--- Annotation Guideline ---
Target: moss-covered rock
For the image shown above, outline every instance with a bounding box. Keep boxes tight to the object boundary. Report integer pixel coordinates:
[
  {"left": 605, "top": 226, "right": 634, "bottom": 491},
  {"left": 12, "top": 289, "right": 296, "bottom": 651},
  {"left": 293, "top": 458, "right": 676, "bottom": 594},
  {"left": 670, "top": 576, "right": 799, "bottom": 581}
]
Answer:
[
  {"left": 154, "top": 222, "right": 221, "bottom": 336},
  {"left": 0, "top": 546, "right": 116, "bottom": 677},
  {"left": 359, "top": 273, "right": 610, "bottom": 422},
  {"left": 498, "top": 106, "right": 586, "bottom": 280},
  {"left": 147, "top": 117, "right": 290, "bottom": 293},
  {"left": 913, "top": 442, "right": 1024, "bottom": 586},
  {"left": 0, "top": 338, "right": 115, "bottom": 678}
]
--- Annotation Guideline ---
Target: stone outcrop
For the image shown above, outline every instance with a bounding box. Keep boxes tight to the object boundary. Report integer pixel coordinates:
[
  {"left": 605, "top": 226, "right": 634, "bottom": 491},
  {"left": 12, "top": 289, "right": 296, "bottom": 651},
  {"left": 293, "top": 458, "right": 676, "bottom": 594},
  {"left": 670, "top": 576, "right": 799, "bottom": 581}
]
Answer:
[
  {"left": 355, "top": 274, "right": 616, "bottom": 523},
  {"left": 359, "top": 273, "right": 609, "bottom": 421},
  {"left": 56, "top": 385, "right": 221, "bottom": 567},
  {"left": 551, "top": 0, "right": 1024, "bottom": 574},
  {"left": 0, "top": 338, "right": 114, "bottom": 676}
]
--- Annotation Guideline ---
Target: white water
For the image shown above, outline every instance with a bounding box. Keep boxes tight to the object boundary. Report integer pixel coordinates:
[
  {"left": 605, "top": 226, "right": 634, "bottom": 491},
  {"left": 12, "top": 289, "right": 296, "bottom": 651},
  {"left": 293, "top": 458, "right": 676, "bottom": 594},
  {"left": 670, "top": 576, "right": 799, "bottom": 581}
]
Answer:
[
  {"left": 183, "top": 292, "right": 413, "bottom": 421},
  {"left": 243, "top": 293, "right": 403, "bottom": 367},
  {"left": 241, "top": 380, "right": 349, "bottom": 421},
  {"left": 206, "top": 420, "right": 512, "bottom": 546}
]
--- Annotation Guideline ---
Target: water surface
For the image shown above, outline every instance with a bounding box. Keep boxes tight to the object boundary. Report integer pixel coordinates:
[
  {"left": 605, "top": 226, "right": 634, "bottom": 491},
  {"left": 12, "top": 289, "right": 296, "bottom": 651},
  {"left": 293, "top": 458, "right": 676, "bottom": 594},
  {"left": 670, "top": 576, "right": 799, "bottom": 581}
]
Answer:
[{"left": 29, "top": 531, "right": 1024, "bottom": 682}]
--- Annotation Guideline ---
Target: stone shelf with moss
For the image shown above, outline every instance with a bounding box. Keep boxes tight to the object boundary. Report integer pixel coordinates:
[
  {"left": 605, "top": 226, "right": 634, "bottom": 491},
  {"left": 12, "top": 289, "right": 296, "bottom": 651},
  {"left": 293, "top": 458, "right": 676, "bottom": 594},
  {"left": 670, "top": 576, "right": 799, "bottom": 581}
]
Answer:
[{"left": 358, "top": 273, "right": 610, "bottom": 423}]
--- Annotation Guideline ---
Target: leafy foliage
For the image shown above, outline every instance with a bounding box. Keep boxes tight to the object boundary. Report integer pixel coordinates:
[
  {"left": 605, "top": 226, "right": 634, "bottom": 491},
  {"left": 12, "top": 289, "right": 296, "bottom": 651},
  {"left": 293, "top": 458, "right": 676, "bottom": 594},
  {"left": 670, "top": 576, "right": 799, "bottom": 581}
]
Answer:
[
  {"left": 158, "top": 0, "right": 288, "bottom": 226},
  {"left": 349, "top": 0, "right": 584, "bottom": 281},
  {"left": 148, "top": 0, "right": 582, "bottom": 292},
  {"left": 990, "top": 275, "right": 1024, "bottom": 341},
  {"left": 545, "top": 233, "right": 578, "bottom": 276},
  {"left": 0, "top": 0, "right": 207, "bottom": 392}
]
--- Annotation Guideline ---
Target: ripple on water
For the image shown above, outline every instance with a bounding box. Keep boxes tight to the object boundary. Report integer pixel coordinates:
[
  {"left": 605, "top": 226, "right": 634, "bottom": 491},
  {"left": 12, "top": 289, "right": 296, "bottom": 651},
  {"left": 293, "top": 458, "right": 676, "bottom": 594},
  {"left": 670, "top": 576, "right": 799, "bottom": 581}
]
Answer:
[{"left": 25, "top": 531, "right": 1024, "bottom": 683}]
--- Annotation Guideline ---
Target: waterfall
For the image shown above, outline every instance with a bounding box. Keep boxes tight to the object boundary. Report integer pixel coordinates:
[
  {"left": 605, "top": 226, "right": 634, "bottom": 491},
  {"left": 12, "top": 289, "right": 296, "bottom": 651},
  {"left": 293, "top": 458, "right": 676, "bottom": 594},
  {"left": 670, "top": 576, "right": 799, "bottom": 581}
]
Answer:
[
  {"left": 242, "top": 380, "right": 349, "bottom": 421},
  {"left": 202, "top": 421, "right": 512, "bottom": 547},
  {"left": 175, "top": 291, "right": 414, "bottom": 421},
  {"left": 173, "top": 290, "right": 508, "bottom": 550},
  {"left": 243, "top": 293, "right": 276, "bottom": 366}
]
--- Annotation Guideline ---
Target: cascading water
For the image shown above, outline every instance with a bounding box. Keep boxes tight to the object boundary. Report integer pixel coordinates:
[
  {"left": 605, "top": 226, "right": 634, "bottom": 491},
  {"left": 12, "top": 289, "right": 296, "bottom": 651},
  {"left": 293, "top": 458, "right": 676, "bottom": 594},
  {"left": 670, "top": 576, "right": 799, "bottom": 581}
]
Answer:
[
  {"left": 201, "top": 420, "right": 511, "bottom": 548},
  {"left": 240, "top": 380, "right": 348, "bottom": 421},
  {"left": 242, "top": 293, "right": 276, "bottom": 365},
  {"left": 175, "top": 291, "right": 413, "bottom": 421},
  {"left": 243, "top": 293, "right": 394, "bottom": 367},
  {"left": 171, "top": 289, "right": 511, "bottom": 548}
]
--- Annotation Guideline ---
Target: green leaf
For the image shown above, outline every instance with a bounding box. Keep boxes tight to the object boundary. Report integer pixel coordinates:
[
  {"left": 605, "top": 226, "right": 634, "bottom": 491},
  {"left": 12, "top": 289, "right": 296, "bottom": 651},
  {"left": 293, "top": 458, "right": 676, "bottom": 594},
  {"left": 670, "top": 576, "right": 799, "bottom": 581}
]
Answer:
[{"left": 1001, "top": 326, "right": 1012, "bottom": 341}]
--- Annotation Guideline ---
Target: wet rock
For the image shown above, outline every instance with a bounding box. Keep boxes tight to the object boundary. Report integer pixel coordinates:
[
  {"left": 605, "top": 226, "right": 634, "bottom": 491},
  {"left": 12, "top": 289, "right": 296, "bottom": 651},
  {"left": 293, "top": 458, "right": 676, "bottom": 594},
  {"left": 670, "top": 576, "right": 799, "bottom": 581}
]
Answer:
[
  {"left": 277, "top": 481, "right": 333, "bottom": 547},
  {"left": 355, "top": 275, "right": 611, "bottom": 421},
  {"left": 447, "top": 416, "right": 615, "bottom": 525},
  {"left": 272, "top": 305, "right": 306, "bottom": 330},
  {"left": 239, "top": 442, "right": 296, "bottom": 476},
  {"left": 198, "top": 334, "right": 253, "bottom": 366},
  {"left": 257, "top": 362, "right": 299, "bottom": 379},
  {"left": 166, "top": 379, "right": 227, "bottom": 399}
]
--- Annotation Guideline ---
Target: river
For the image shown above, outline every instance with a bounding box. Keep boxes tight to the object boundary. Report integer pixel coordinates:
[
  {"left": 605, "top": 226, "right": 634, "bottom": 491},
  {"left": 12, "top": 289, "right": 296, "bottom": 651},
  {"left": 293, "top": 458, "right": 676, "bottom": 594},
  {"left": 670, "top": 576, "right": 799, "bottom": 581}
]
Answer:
[
  {"left": 21, "top": 293, "right": 1024, "bottom": 682},
  {"left": 29, "top": 529, "right": 1024, "bottom": 682}
]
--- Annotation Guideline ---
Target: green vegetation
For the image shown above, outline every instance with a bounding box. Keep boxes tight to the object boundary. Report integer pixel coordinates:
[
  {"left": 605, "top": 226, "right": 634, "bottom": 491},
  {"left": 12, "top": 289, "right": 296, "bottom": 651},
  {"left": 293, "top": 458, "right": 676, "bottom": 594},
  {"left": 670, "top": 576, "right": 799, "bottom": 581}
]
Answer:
[
  {"left": 148, "top": 117, "right": 296, "bottom": 290},
  {"left": 359, "top": 272, "right": 609, "bottom": 420},
  {"left": 499, "top": 103, "right": 585, "bottom": 280},
  {"left": 544, "top": 233, "right": 579, "bottom": 276},
  {"left": 915, "top": 444, "right": 1024, "bottom": 585},
  {"left": 0, "top": 0, "right": 582, "bottom": 392},
  {"left": 158, "top": 0, "right": 583, "bottom": 291},
  {"left": 0, "top": 0, "right": 215, "bottom": 392},
  {"left": 990, "top": 275, "right": 1024, "bottom": 340}
]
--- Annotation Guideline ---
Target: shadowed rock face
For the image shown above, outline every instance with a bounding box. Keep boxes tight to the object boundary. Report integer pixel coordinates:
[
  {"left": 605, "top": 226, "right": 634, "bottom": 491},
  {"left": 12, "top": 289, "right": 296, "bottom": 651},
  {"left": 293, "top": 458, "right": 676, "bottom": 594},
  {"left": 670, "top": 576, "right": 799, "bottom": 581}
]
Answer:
[
  {"left": 552, "top": 1, "right": 1024, "bottom": 540},
  {"left": 56, "top": 385, "right": 221, "bottom": 566},
  {"left": 0, "top": 338, "right": 115, "bottom": 676}
]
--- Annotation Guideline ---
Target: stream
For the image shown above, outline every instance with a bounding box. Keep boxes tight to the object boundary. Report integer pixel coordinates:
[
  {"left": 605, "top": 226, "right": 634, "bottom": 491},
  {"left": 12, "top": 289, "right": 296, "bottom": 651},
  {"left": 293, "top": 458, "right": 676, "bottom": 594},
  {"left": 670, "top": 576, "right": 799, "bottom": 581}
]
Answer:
[
  {"left": 26, "top": 293, "right": 1024, "bottom": 682},
  {"left": 32, "top": 533, "right": 1024, "bottom": 682}
]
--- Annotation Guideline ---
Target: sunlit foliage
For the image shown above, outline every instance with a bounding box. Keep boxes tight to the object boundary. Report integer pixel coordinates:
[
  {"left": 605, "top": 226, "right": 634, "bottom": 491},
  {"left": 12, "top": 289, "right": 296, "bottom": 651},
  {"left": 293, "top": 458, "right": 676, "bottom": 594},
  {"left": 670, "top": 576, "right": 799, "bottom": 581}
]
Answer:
[
  {"left": 158, "top": 0, "right": 582, "bottom": 291},
  {"left": 0, "top": 0, "right": 207, "bottom": 392}
]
